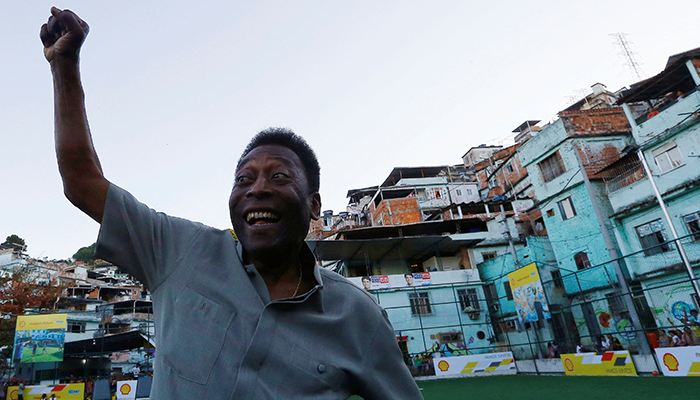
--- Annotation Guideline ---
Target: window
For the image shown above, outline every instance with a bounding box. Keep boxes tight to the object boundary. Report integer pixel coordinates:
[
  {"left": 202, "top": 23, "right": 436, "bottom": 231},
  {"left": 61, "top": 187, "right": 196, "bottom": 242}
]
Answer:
[
  {"left": 557, "top": 197, "right": 577, "bottom": 220},
  {"left": 506, "top": 162, "right": 514, "bottom": 174},
  {"left": 574, "top": 252, "right": 591, "bottom": 270},
  {"left": 538, "top": 151, "right": 566, "bottom": 182},
  {"left": 409, "top": 292, "right": 432, "bottom": 315},
  {"left": 546, "top": 209, "right": 555, "bottom": 217},
  {"left": 456, "top": 189, "right": 462, "bottom": 196},
  {"left": 551, "top": 270, "right": 564, "bottom": 289},
  {"left": 467, "top": 188, "right": 473, "bottom": 195},
  {"left": 636, "top": 219, "right": 671, "bottom": 256},
  {"left": 67, "top": 322, "right": 86, "bottom": 333},
  {"left": 652, "top": 141, "right": 684, "bottom": 173},
  {"left": 683, "top": 212, "right": 700, "bottom": 241},
  {"left": 457, "top": 288, "right": 480, "bottom": 312},
  {"left": 606, "top": 292, "right": 625, "bottom": 316},
  {"left": 482, "top": 251, "right": 497, "bottom": 262},
  {"left": 504, "top": 281, "right": 513, "bottom": 300}
]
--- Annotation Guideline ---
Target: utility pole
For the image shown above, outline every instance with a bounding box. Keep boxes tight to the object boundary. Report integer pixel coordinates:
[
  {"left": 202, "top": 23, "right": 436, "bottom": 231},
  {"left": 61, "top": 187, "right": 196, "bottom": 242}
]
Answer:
[
  {"left": 637, "top": 149, "right": 700, "bottom": 301},
  {"left": 575, "top": 147, "right": 652, "bottom": 355}
]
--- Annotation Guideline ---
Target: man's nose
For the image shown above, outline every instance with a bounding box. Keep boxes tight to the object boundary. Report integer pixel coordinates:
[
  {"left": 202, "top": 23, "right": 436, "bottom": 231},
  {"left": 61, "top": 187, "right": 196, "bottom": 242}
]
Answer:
[{"left": 246, "top": 177, "right": 272, "bottom": 197}]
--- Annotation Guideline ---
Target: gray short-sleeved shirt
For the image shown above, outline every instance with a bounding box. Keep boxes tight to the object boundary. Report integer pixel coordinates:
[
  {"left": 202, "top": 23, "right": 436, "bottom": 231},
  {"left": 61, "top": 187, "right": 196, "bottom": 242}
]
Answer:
[{"left": 95, "top": 184, "right": 422, "bottom": 399}]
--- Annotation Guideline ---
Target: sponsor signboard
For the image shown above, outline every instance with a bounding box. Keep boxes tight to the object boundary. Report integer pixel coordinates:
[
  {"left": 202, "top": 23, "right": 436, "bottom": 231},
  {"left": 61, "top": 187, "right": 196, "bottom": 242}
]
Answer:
[
  {"left": 655, "top": 345, "right": 700, "bottom": 376},
  {"left": 560, "top": 351, "right": 637, "bottom": 376},
  {"left": 117, "top": 380, "right": 138, "bottom": 400},
  {"left": 13, "top": 314, "right": 67, "bottom": 363},
  {"left": 7, "top": 383, "right": 84, "bottom": 400},
  {"left": 433, "top": 352, "right": 516, "bottom": 376},
  {"left": 507, "top": 263, "right": 550, "bottom": 323}
]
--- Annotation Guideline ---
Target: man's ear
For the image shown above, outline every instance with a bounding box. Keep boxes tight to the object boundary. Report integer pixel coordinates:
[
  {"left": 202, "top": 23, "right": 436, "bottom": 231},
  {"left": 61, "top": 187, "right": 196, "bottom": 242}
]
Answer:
[{"left": 309, "top": 192, "right": 321, "bottom": 220}]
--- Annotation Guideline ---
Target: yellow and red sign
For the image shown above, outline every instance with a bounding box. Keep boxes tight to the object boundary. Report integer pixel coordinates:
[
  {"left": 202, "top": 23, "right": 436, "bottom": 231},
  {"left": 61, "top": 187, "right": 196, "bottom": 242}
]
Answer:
[
  {"left": 7, "top": 383, "right": 84, "bottom": 400},
  {"left": 117, "top": 380, "right": 138, "bottom": 400},
  {"left": 433, "top": 352, "right": 516, "bottom": 376},
  {"left": 561, "top": 351, "right": 637, "bottom": 376},
  {"left": 655, "top": 345, "right": 700, "bottom": 376}
]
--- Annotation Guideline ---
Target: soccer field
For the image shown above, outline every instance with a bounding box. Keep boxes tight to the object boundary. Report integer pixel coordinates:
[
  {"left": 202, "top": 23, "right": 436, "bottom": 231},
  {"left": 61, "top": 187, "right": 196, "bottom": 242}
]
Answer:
[
  {"left": 20, "top": 345, "right": 63, "bottom": 363},
  {"left": 415, "top": 375, "right": 696, "bottom": 400}
]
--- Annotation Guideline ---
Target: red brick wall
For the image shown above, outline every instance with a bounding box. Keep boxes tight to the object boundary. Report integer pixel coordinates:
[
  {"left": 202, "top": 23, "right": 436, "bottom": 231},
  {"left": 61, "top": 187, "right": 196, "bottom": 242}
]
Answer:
[
  {"left": 371, "top": 197, "right": 422, "bottom": 226},
  {"left": 559, "top": 107, "right": 631, "bottom": 136}
]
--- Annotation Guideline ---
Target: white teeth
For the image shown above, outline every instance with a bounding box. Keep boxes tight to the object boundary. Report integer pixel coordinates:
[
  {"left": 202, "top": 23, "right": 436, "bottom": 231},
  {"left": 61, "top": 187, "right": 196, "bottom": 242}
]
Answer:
[{"left": 246, "top": 211, "right": 279, "bottom": 222}]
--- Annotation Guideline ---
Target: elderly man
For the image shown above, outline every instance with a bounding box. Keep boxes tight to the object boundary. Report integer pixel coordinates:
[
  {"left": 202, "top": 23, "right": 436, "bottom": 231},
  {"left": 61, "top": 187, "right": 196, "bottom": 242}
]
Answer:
[{"left": 41, "top": 7, "right": 422, "bottom": 399}]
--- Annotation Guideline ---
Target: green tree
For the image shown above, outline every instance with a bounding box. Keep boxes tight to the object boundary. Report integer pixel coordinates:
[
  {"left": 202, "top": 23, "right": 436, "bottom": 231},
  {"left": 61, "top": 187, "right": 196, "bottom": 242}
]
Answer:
[
  {"left": 2, "top": 234, "right": 26, "bottom": 250},
  {"left": 72, "top": 242, "right": 97, "bottom": 264}
]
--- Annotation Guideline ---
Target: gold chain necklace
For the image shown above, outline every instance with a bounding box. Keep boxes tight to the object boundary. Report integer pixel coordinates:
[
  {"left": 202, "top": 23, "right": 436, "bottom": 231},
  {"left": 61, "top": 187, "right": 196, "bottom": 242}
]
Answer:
[{"left": 292, "top": 261, "right": 303, "bottom": 297}]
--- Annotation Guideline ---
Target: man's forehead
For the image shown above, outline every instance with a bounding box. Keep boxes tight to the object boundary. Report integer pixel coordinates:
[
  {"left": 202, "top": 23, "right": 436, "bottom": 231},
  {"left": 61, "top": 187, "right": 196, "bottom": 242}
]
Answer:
[{"left": 238, "top": 145, "right": 302, "bottom": 170}]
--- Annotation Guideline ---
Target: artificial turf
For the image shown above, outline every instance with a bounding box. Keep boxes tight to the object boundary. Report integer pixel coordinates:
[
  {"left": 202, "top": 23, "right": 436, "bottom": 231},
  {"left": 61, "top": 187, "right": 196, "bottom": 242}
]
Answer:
[{"left": 414, "top": 375, "right": 695, "bottom": 400}]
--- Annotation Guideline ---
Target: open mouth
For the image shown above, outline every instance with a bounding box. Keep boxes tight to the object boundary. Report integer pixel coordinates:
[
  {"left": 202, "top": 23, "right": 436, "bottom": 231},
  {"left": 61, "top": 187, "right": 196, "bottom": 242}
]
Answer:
[{"left": 246, "top": 211, "right": 281, "bottom": 225}]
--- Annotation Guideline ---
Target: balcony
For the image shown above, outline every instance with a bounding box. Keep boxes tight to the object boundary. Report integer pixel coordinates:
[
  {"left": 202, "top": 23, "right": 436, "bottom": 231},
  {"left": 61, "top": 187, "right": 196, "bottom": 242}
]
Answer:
[{"left": 631, "top": 91, "right": 700, "bottom": 143}]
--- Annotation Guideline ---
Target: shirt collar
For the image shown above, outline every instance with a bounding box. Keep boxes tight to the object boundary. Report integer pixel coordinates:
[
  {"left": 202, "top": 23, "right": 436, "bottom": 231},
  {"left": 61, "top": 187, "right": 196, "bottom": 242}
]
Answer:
[{"left": 233, "top": 239, "right": 325, "bottom": 312}]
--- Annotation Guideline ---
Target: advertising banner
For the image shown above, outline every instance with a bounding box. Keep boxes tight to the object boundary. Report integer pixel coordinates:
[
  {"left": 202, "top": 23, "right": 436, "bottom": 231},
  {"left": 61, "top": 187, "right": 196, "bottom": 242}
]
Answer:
[
  {"left": 508, "top": 263, "right": 550, "bottom": 323},
  {"left": 433, "top": 352, "right": 516, "bottom": 376},
  {"left": 13, "top": 313, "right": 67, "bottom": 363},
  {"left": 655, "top": 345, "right": 700, "bottom": 376},
  {"left": 561, "top": 351, "right": 637, "bottom": 376},
  {"left": 117, "top": 380, "right": 138, "bottom": 400},
  {"left": 405, "top": 272, "right": 431, "bottom": 287},
  {"left": 7, "top": 383, "right": 84, "bottom": 400}
]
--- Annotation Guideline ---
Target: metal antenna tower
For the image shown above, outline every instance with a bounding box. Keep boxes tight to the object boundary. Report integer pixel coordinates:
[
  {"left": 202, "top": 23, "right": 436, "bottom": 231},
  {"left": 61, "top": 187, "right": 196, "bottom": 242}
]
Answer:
[{"left": 611, "top": 33, "right": 645, "bottom": 81}]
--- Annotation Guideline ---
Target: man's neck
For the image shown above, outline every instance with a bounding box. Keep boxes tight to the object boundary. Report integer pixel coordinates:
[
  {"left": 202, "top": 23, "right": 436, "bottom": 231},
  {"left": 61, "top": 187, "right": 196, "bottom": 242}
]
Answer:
[{"left": 246, "top": 247, "right": 310, "bottom": 301}]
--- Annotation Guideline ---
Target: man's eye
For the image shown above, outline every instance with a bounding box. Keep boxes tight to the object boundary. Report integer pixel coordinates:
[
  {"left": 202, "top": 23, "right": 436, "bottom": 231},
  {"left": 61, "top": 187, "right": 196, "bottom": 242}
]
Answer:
[
  {"left": 272, "top": 173, "right": 288, "bottom": 179},
  {"left": 235, "top": 176, "right": 252, "bottom": 185}
]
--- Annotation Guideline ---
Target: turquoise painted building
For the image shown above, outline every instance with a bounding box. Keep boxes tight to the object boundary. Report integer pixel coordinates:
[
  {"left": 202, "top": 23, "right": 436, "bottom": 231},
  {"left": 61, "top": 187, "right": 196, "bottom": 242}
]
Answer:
[{"left": 606, "top": 48, "right": 700, "bottom": 329}]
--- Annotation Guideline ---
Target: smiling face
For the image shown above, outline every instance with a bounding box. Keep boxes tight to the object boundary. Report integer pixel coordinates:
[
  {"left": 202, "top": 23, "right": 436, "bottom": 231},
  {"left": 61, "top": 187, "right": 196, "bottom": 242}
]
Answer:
[{"left": 229, "top": 144, "right": 321, "bottom": 261}]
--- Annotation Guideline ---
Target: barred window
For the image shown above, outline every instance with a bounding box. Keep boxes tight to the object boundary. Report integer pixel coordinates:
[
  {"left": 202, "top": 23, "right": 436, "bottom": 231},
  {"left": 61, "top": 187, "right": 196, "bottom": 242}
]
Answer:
[
  {"left": 538, "top": 151, "right": 566, "bottom": 183},
  {"left": 457, "top": 288, "right": 480, "bottom": 312},
  {"left": 408, "top": 292, "right": 432, "bottom": 315}
]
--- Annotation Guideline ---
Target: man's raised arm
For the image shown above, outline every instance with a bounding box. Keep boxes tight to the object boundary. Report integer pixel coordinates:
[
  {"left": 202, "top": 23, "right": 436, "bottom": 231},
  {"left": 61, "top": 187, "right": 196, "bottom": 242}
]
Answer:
[{"left": 41, "top": 7, "right": 109, "bottom": 223}]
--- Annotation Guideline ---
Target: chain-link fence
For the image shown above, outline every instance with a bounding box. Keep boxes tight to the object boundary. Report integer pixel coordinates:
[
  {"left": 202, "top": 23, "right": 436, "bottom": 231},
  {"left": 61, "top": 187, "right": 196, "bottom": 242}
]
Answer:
[{"left": 376, "top": 232, "right": 700, "bottom": 376}]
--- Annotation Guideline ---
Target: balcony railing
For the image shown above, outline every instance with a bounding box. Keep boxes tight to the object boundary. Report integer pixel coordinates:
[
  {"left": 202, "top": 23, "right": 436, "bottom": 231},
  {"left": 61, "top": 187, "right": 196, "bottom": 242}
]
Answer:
[{"left": 604, "top": 158, "right": 647, "bottom": 193}]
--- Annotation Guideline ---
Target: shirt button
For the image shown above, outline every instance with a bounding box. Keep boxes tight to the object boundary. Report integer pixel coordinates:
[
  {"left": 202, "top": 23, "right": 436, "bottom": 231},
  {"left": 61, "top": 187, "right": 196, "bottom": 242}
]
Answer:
[{"left": 317, "top": 364, "right": 326, "bottom": 373}]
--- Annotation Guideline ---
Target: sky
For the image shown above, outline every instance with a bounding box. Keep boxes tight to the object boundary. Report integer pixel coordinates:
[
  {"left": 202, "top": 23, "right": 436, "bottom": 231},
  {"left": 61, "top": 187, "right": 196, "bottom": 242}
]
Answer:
[{"left": 2, "top": 1, "right": 700, "bottom": 260}]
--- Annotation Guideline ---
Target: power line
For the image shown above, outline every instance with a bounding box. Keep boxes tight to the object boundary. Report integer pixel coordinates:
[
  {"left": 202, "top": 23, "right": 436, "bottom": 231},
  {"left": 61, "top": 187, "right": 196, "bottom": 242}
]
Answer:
[{"left": 610, "top": 32, "right": 645, "bottom": 82}]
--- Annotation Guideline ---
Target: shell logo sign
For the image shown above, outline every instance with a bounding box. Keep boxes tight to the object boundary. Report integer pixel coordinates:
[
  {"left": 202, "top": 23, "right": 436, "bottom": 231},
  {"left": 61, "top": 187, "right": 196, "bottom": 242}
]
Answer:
[
  {"left": 655, "top": 346, "right": 700, "bottom": 376},
  {"left": 433, "top": 352, "right": 516, "bottom": 376},
  {"left": 120, "top": 384, "right": 132, "bottom": 395},
  {"left": 564, "top": 358, "right": 574, "bottom": 372},
  {"left": 560, "top": 351, "right": 637, "bottom": 376},
  {"left": 18, "top": 320, "right": 26, "bottom": 328},
  {"left": 663, "top": 353, "right": 679, "bottom": 372},
  {"left": 116, "top": 380, "right": 138, "bottom": 400}
]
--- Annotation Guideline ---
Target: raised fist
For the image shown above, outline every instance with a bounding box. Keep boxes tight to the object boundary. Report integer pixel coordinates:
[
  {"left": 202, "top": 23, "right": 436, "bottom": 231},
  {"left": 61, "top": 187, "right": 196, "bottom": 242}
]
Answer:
[{"left": 40, "top": 7, "right": 89, "bottom": 63}]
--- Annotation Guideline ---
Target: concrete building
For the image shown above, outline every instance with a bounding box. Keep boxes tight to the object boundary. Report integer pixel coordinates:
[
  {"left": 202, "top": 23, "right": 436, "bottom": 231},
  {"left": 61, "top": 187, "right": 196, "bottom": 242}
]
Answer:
[{"left": 604, "top": 46, "right": 700, "bottom": 328}]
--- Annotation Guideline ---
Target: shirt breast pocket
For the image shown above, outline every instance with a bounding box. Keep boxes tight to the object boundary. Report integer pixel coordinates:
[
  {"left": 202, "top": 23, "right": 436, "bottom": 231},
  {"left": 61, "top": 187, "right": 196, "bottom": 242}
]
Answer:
[
  {"left": 163, "top": 286, "right": 236, "bottom": 385},
  {"left": 285, "top": 346, "right": 347, "bottom": 395}
]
